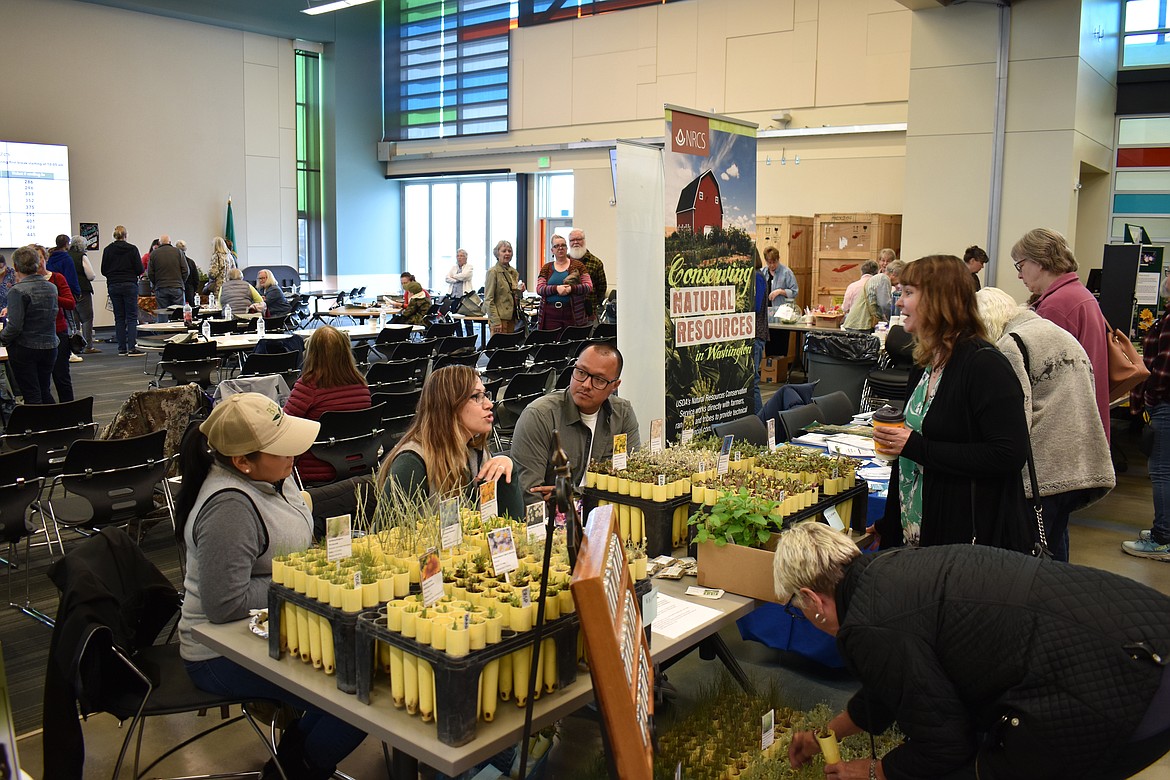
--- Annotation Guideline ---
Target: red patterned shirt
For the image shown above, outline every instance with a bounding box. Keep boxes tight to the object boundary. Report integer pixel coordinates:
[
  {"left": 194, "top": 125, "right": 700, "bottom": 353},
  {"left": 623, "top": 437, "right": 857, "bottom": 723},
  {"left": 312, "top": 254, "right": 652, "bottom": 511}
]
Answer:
[{"left": 1140, "top": 312, "right": 1170, "bottom": 408}]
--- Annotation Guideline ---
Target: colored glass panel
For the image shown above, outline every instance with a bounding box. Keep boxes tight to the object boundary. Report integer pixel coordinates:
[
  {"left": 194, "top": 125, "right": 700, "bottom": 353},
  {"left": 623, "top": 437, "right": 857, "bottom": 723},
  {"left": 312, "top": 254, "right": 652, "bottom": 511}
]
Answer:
[
  {"left": 1118, "top": 147, "right": 1170, "bottom": 167},
  {"left": 1114, "top": 193, "right": 1170, "bottom": 213}
]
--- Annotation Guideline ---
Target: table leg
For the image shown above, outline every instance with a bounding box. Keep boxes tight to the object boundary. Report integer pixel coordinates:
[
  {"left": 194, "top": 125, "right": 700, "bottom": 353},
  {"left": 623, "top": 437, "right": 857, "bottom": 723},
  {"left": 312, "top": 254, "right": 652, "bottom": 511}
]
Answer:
[{"left": 389, "top": 747, "right": 418, "bottom": 780}]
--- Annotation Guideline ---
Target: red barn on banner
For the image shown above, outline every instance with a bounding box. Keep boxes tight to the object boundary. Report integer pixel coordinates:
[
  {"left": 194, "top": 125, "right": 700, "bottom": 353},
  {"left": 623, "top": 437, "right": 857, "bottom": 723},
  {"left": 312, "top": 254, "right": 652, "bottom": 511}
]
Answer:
[{"left": 675, "top": 170, "right": 722, "bottom": 234}]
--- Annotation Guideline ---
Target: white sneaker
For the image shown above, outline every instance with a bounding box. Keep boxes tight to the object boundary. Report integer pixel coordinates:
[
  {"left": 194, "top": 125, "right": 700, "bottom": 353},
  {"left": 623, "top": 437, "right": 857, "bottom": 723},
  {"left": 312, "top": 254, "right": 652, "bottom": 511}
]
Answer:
[{"left": 68, "top": 353, "right": 83, "bottom": 363}]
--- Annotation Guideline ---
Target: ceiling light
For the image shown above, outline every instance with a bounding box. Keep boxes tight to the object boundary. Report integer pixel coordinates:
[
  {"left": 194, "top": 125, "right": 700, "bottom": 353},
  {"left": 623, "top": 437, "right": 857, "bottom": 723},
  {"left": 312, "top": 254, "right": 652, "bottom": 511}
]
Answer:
[{"left": 302, "top": 0, "right": 376, "bottom": 15}]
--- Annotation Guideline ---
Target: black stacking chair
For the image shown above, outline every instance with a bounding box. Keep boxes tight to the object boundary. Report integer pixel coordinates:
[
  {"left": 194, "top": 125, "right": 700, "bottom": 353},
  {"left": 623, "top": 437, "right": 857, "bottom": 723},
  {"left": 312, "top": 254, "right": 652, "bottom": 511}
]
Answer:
[
  {"left": 432, "top": 351, "right": 482, "bottom": 370},
  {"left": 777, "top": 404, "right": 826, "bottom": 443},
  {"left": 861, "top": 325, "right": 915, "bottom": 412},
  {"left": 434, "top": 334, "right": 477, "bottom": 355},
  {"left": 482, "top": 331, "right": 525, "bottom": 355},
  {"left": 529, "top": 341, "right": 578, "bottom": 369},
  {"left": 375, "top": 326, "right": 413, "bottom": 345},
  {"left": 712, "top": 415, "right": 769, "bottom": 447},
  {"left": 592, "top": 322, "right": 617, "bottom": 341},
  {"left": 383, "top": 339, "right": 437, "bottom": 361},
  {"left": 366, "top": 357, "right": 429, "bottom": 390},
  {"left": 373, "top": 389, "right": 423, "bottom": 448},
  {"left": 482, "top": 346, "right": 531, "bottom": 384},
  {"left": 424, "top": 321, "right": 459, "bottom": 340},
  {"left": 493, "top": 368, "right": 555, "bottom": 449},
  {"left": 813, "top": 391, "right": 856, "bottom": 425},
  {"left": 0, "top": 445, "right": 51, "bottom": 625},
  {"left": 0, "top": 397, "right": 99, "bottom": 479},
  {"left": 561, "top": 324, "right": 594, "bottom": 341},
  {"left": 306, "top": 404, "right": 386, "bottom": 484},
  {"left": 152, "top": 341, "right": 221, "bottom": 389},
  {"left": 554, "top": 364, "right": 576, "bottom": 390},
  {"left": 240, "top": 350, "right": 299, "bottom": 377},
  {"left": 208, "top": 318, "right": 237, "bottom": 337},
  {"left": 525, "top": 328, "right": 563, "bottom": 346}
]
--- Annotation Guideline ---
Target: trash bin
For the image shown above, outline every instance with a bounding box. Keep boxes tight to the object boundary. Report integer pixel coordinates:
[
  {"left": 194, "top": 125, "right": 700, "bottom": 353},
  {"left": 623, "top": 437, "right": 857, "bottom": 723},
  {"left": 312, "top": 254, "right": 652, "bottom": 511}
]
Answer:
[{"left": 803, "top": 331, "right": 879, "bottom": 412}]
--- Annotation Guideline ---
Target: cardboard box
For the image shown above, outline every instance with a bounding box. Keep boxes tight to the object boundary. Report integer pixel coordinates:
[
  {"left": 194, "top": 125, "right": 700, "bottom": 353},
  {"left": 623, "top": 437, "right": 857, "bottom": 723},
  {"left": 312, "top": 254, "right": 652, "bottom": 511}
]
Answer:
[
  {"left": 697, "top": 534, "right": 783, "bottom": 604},
  {"left": 760, "top": 356, "right": 786, "bottom": 383}
]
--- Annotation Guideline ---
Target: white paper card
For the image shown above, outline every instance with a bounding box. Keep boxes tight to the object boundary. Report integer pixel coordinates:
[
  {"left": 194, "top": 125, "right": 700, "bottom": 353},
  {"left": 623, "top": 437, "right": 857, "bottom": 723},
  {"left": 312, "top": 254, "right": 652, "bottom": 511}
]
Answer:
[
  {"left": 440, "top": 498, "right": 462, "bottom": 550},
  {"left": 685, "top": 586, "right": 725, "bottom": 600},
  {"left": 649, "top": 419, "right": 664, "bottom": 454},
  {"left": 612, "top": 433, "right": 628, "bottom": 471},
  {"left": 641, "top": 586, "right": 658, "bottom": 627},
  {"left": 767, "top": 418, "right": 776, "bottom": 451},
  {"left": 717, "top": 435, "right": 733, "bottom": 475},
  {"left": 488, "top": 527, "right": 519, "bottom": 576},
  {"left": 520, "top": 585, "right": 532, "bottom": 608},
  {"left": 526, "top": 502, "right": 547, "bottom": 546},
  {"left": 825, "top": 504, "right": 846, "bottom": 532},
  {"left": 479, "top": 480, "right": 498, "bottom": 524},
  {"left": 761, "top": 709, "right": 775, "bottom": 750},
  {"left": 650, "top": 594, "right": 722, "bottom": 639},
  {"left": 420, "top": 549, "right": 444, "bottom": 607},
  {"left": 325, "top": 514, "right": 353, "bottom": 562}
]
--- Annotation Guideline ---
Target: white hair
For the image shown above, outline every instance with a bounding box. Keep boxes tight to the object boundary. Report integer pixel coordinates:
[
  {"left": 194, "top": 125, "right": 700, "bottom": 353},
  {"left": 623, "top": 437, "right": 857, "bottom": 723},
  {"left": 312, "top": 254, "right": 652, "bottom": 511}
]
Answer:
[
  {"left": 976, "top": 287, "right": 1025, "bottom": 342},
  {"left": 772, "top": 521, "right": 860, "bottom": 606}
]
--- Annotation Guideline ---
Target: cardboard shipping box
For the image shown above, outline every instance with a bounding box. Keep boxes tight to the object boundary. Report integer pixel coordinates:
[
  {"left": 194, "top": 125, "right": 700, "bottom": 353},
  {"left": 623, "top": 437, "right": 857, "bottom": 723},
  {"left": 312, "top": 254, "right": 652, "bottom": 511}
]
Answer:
[{"left": 697, "top": 534, "right": 783, "bottom": 604}]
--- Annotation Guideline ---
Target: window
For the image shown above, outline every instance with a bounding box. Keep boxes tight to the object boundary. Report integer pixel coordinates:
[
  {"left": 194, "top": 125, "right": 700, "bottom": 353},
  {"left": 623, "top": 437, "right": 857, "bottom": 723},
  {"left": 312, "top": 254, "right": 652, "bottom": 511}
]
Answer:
[
  {"left": 1123, "top": 0, "right": 1170, "bottom": 68},
  {"left": 384, "top": 0, "right": 685, "bottom": 141},
  {"left": 1111, "top": 115, "right": 1170, "bottom": 243},
  {"left": 296, "top": 49, "right": 323, "bottom": 280},
  {"left": 384, "top": 0, "right": 512, "bottom": 141},
  {"left": 402, "top": 175, "right": 519, "bottom": 292}
]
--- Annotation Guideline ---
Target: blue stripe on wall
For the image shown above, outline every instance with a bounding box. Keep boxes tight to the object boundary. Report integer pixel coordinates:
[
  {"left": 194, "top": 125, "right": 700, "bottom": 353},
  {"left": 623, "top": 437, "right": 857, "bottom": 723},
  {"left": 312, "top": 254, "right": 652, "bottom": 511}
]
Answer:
[{"left": 1114, "top": 193, "right": 1170, "bottom": 213}]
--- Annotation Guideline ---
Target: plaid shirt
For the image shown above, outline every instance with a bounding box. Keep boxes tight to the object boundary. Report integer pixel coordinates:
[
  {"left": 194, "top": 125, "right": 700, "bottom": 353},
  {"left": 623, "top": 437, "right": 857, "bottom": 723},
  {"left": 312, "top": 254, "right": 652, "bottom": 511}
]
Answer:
[{"left": 1140, "top": 312, "right": 1170, "bottom": 408}]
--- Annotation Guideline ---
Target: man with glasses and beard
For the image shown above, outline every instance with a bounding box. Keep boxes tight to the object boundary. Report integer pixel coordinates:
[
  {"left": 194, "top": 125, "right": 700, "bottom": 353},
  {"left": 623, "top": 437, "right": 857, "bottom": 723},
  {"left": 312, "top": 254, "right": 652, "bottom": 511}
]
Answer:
[{"left": 510, "top": 343, "right": 639, "bottom": 504}]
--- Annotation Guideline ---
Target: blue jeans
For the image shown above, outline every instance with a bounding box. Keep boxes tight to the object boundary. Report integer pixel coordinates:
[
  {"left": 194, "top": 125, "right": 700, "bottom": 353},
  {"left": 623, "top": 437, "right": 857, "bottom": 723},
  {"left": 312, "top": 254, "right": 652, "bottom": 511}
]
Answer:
[
  {"left": 1038, "top": 488, "right": 1093, "bottom": 562},
  {"left": 155, "top": 287, "right": 185, "bottom": 322},
  {"left": 751, "top": 338, "right": 765, "bottom": 414},
  {"left": 6, "top": 343, "right": 56, "bottom": 404},
  {"left": 1149, "top": 403, "right": 1170, "bottom": 544},
  {"left": 108, "top": 281, "right": 140, "bottom": 352},
  {"left": 185, "top": 656, "right": 365, "bottom": 772},
  {"left": 52, "top": 332, "right": 73, "bottom": 403}
]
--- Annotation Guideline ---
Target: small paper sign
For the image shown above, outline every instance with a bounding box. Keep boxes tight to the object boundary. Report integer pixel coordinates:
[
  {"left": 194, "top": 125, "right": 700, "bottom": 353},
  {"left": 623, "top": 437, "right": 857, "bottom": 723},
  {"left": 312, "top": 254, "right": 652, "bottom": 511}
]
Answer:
[
  {"left": 825, "top": 504, "right": 846, "bottom": 532},
  {"left": 420, "top": 548, "right": 444, "bottom": 606},
  {"left": 685, "top": 586, "right": 725, "bottom": 600},
  {"left": 526, "top": 502, "right": 547, "bottom": 546},
  {"left": 657, "top": 474, "right": 666, "bottom": 486},
  {"left": 353, "top": 569, "right": 362, "bottom": 588},
  {"left": 479, "top": 480, "right": 498, "bottom": 523},
  {"left": 641, "top": 586, "right": 658, "bottom": 627},
  {"left": 487, "top": 526, "right": 519, "bottom": 576},
  {"left": 325, "top": 514, "right": 353, "bottom": 562},
  {"left": 681, "top": 414, "right": 695, "bottom": 445},
  {"left": 612, "top": 433, "right": 628, "bottom": 471},
  {"left": 440, "top": 498, "right": 462, "bottom": 550},
  {"left": 762, "top": 709, "right": 775, "bottom": 750},
  {"left": 520, "top": 585, "right": 532, "bottom": 608},
  {"left": 649, "top": 418, "right": 664, "bottom": 454},
  {"left": 766, "top": 418, "right": 777, "bottom": 451},
  {"left": 717, "top": 435, "right": 733, "bottom": 475}
]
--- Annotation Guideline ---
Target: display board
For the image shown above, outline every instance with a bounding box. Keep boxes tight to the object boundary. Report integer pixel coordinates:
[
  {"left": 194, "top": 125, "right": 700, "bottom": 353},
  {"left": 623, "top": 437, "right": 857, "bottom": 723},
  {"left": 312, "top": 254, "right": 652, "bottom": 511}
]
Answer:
[
  {"left": 570, "top": 505, "right": 654, "bottom": 780},
  {"left": 0, "top": 141, "right": 71, "bottom": 247},
  {"left": 1101, "top": 243, "right": 1166, "bottom": 339},
  {"left": 663, "top": 106, "right": 757, "bottom": 441}
]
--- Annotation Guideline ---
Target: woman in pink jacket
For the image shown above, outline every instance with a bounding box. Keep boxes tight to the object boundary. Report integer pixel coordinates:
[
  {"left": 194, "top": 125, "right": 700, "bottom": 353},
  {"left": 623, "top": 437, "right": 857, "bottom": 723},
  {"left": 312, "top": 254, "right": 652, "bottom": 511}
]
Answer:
[{"left": 283, "top": 325, "right": 371, "bottom": 483}]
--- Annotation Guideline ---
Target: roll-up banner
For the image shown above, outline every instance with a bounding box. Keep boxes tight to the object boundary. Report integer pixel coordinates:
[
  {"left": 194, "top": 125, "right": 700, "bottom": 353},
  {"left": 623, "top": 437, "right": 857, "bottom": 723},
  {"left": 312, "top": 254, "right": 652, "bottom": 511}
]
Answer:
[{"left": 663, "top": 105, "right": 757, "bottom": 442}]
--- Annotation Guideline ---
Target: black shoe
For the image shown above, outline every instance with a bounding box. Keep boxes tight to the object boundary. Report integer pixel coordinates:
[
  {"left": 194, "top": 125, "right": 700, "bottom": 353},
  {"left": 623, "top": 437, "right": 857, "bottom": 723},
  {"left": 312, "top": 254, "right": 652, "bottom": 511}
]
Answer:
[{"left": 126, "top": 349, "right": 146, "bottom": 357}]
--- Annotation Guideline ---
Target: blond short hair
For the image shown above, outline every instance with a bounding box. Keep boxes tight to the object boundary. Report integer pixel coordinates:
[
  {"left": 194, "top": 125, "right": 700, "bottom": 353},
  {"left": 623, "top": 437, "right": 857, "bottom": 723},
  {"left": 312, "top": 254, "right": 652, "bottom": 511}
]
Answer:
[
  {"left": 772, "top": 521, "right": 860, "bottom": 606},
  {"left": 976, "top": 287, "right": 1024, "bottom": 342},
  {"left": 227, "top": 268, "right": 244, "bottom": 280}
]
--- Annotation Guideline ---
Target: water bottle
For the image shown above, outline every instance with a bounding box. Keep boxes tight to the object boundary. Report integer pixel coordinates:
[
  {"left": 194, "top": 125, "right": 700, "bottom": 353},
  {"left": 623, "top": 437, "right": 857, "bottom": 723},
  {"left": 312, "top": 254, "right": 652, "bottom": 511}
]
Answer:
[
  {"left": 256, "top": 315, "right": 265, "bottom": 337},
  {"left": 201, "top": 319, "right": 211, "bottom": 340},
  {"left": 223, "top": 303, "right": 233, "bottom": 321},
  {"left": 183, "top": 302, "right": 192, "bottom": 325},
  {"left": 209, "top": 291, "right": 217, "bottom": 309}
]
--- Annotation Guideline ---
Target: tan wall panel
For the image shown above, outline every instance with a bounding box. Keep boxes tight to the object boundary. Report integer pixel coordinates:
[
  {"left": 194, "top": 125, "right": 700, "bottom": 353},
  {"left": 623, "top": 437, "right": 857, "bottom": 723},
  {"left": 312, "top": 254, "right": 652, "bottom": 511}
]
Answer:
[
  {"left": 244, "top": 63, "right": 281, "bottom": 158},
  {"left": 907, "top": 63, "right": 997, "bottom": 137},
  {"left": 572, "top": 52, "right": 643, "bottom": 124},
  {"left": 656, "top": 1, "right": 699, "bottom": 76},
  {"left": 725, "top": 31, "right": 815, "bottom": 112},
  {"left": 1009, "top": 0, "right": 1081, "bottom": 61},
  {"left": 1079, "top": 0, "right": 1120, "bottom": 86},
  {"left": 909, "top": 3, "right": 998, "bottom": 69},
  {"left": 516, "top": 24, "right": 575, "bottom": 129},
  {"left": 757, "top": 153, "right": 906, "bottom": 217},
  {"left": 1005, "top": 57, "right": 1078, "bottom": 133},
  {"left": 572, "top": 6, "right": 656, "bottom": 57},
  {"left": 795, "top": 0, "right": 818, "bottom": 23},
  {"left": 1075, "top": 59, "right": 1118, "bottom": 152},
  {"left": 725, "top": 0, "right": 795, "bottom": 38},
  {"left": 901, "top": 133, "right": 992, "bottom": 263}
]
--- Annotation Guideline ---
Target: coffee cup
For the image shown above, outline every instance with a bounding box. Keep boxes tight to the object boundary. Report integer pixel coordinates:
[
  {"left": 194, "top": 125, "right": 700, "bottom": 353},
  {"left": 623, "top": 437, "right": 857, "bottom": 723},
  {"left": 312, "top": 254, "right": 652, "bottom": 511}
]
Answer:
[{"left": 871, "top": 404, "right": 905, "bottom": 462}]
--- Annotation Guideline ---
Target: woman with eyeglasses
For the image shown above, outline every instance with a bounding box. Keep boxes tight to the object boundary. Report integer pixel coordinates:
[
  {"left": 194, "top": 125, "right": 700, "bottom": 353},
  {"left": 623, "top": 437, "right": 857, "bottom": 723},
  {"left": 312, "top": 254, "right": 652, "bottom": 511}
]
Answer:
[
  {"left": 535, "top": 234, "right": 593, "bottom": 330},
  {"left": 775, "top": 521, "right": 1170, "bottom": 780},
  {"left": 1011, "top": 227, "right": 1111, "bottom": 442},
  {"left": 870, "top": 255, "right": 1032, "bottom": 552},
  {"left": 375, "top": 365, "right": 523, "bottom": 519}
]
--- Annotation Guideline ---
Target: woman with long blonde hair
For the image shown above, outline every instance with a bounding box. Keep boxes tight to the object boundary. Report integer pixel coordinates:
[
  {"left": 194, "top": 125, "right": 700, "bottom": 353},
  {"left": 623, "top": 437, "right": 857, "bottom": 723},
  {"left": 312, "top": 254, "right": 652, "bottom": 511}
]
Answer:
[
  {"left": 376, "top": 365, "right": 523, "bottom": 518},
  {"left": 208, "top": 236, "right": 236, "bottom": 298},
  {"left": 870, "top": 255, "right": 1031, "bottom": 551},
  {"left": 284, "top": 325, "right": 371, "bottom": 483}
]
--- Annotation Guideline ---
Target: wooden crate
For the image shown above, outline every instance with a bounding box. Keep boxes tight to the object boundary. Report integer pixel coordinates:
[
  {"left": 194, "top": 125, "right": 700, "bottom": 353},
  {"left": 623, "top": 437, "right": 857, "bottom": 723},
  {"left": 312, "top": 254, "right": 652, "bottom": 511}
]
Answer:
[
  {"left": 758, "top": 215, "right": 813, "bottom": 272},
  {"left": 812, "top": 212, "right": 902, "bottom": 309}
]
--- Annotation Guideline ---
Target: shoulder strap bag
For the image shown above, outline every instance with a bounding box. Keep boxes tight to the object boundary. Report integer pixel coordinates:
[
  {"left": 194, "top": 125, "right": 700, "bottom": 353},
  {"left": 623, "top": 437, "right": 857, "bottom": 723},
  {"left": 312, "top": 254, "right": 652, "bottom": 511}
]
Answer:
[
  {"left": 1106, "top": 323, "right": 1150, "bottom": 402},
  {"left": 1007, "top": 333, "right": 1053, "bottom": 560}
]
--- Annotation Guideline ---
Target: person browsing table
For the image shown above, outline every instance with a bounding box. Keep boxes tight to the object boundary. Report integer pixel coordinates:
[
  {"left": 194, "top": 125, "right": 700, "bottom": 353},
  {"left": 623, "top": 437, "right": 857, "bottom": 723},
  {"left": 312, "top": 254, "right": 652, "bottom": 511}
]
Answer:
[
  {"left": 777, "top": 521, "right": 1170, "bottom": 780},
  {"left": 0, "top": 246, "right": 60, "bottom": 404},
  {"left": 176, "top": 394, "right": 366, "bottom": 779}
]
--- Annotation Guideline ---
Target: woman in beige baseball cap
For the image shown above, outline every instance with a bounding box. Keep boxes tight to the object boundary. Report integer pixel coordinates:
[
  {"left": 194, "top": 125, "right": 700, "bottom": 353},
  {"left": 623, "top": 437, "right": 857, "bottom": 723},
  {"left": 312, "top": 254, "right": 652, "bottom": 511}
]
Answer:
[{"left": 173, "top": 393, "right": 365, "bottom": 778}]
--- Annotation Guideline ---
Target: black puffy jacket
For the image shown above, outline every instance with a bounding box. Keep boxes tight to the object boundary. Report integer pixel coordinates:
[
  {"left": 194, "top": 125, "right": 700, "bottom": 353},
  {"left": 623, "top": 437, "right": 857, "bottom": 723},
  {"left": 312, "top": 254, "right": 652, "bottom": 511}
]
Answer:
[{"left": 836, "top": 546, "right": 1170, "bottom": 779}]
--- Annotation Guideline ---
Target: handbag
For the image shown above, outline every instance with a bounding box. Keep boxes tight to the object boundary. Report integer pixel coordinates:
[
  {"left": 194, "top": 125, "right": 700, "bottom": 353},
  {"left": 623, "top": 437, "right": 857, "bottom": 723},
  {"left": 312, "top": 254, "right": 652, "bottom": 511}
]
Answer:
[
  {"left": 69, "top": 332, "right": 88, "bottom": 353},
  {"left": 1106, "top": 324, "right": 1150, "bottom": 402},
  {"left": 1008, "top": 333, "right": 1053, "bottom": 560},
  {"left": 456, "top": 292, "right": 485, "bottom": 317}
]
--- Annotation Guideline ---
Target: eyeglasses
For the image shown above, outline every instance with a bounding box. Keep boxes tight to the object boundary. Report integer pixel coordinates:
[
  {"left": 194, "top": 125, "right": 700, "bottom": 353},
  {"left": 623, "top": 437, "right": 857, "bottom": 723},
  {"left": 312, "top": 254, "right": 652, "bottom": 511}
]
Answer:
[
  {"left": 1013, "top": 258, "right": 1027, "bottom": 273},
  {"left": 783, "top": 595, "right": 806, "bottom": 621},
  {"left": 468, "top": 391, "right": 491, "bottom": 406},
  {"left": 551, "top": 243, "right": 567, "bottom": 250},
  {"left": 572, "top": 366, "right": 617, "bottom": 391}
]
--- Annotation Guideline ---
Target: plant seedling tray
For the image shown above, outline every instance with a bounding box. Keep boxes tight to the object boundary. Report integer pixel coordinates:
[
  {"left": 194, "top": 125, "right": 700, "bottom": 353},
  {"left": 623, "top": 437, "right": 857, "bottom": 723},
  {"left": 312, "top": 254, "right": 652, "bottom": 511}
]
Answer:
[
  {"left": 267, "top": 583, "right": 366, "bottom": 694},
  {"left": 581, "top": 488, "right": 692, "bottom": 557}
]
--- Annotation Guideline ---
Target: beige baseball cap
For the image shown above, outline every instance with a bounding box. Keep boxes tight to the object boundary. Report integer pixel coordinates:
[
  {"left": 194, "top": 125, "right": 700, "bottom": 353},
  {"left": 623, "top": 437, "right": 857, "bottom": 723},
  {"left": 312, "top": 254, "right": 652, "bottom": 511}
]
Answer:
[{"left": 200, "top": 393, "right": 320, "bottom": 457}]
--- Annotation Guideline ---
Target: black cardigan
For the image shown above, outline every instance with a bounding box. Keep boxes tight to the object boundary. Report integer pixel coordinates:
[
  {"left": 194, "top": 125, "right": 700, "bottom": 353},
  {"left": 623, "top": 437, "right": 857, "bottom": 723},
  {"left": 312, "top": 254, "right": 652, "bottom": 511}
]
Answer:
[
  {"left": 835, "top": 545, "right": 1170, "bottom": 779},
  {"left": 877, "top": 338, "right": 1032, "bottom": 552}
]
